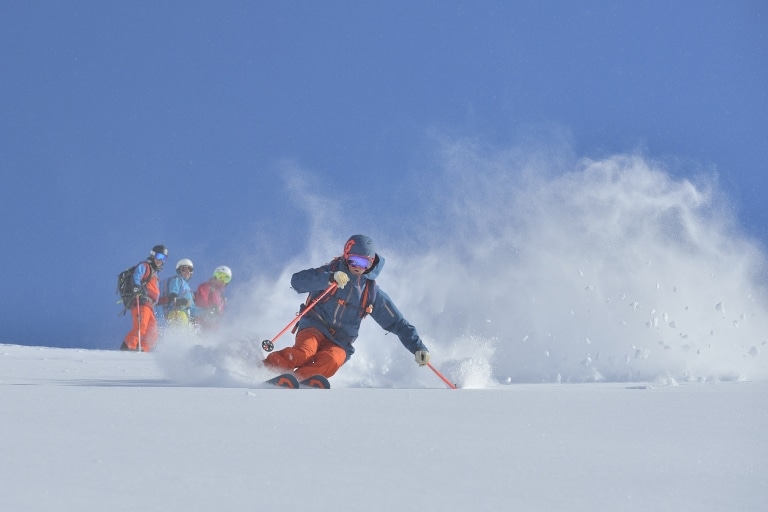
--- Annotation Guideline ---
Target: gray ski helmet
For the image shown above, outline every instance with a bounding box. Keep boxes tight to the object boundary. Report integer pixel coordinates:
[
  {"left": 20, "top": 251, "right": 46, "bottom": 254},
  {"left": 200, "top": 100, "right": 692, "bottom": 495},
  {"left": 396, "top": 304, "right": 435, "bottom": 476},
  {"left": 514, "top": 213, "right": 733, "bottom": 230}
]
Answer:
[
  {"left": 150, "top": 245, "right": 168, "bottom": 258},
  {"left": 343, "top": 234, "right": 376, "bottom": 259}
]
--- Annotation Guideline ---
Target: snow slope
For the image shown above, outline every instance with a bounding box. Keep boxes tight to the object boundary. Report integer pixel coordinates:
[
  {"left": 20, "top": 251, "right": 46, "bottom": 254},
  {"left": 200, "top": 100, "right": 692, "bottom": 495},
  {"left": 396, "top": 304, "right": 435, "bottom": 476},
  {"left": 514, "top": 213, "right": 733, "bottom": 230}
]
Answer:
[
  {"left": 1, "top": 343, "right": 766, "bottom": 512},
  {"left": 4, "top": 152, "right": 767, "bottom": 510}
]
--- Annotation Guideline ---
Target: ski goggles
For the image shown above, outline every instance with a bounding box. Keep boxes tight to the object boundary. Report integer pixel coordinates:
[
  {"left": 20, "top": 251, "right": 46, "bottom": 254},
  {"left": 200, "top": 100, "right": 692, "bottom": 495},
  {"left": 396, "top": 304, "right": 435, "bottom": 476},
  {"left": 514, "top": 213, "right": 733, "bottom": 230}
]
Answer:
[
  {"left": 154, "top": 253, "right": 167, "bottom": 262},
  {"left": 214, "top": 270, "right": 232, "bottom": 284},
  {"left": 347, "top": 254, "right": 373, "bottom": 270}
]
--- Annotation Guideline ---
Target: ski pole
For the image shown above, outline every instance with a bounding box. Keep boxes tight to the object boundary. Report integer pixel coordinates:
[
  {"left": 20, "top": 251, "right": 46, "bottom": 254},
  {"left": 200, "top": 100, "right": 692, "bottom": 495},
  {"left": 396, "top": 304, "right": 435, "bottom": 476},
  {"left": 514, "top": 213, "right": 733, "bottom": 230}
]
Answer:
[
  {"left": 428, "top": 363, "right": 457, "bottom": 389},
  {"left": 136, "top": 295, "right": 143, "bottom": 352},
  {"left": 261, "top": 282, "right": 338, "bottom": 352}
]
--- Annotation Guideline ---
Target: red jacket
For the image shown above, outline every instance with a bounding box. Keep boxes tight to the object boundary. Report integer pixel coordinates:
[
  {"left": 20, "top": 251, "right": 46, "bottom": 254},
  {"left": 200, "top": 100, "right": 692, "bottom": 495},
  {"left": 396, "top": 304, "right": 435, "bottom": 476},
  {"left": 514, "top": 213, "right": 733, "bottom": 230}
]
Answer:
[{"left": 195, "top": 279, "right": 226, "bottom": 313}]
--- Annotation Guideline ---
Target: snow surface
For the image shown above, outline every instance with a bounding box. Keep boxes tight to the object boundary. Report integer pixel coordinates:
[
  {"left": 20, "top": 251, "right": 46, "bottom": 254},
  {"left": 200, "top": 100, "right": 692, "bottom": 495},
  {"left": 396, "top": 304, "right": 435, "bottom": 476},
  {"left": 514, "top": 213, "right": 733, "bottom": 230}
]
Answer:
[
  {"left": 4, "top": 152, "right": 768, "bottom": 510},
  {"left": 1, "top": 343, "right": 766, "bottom": 512}
]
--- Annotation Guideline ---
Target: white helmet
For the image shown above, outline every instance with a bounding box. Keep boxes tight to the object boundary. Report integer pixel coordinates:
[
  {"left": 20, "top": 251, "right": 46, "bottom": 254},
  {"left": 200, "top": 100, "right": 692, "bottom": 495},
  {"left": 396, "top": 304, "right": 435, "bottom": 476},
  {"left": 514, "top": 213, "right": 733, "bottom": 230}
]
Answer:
[
  {"left": 176, "top": 258, "right": 194, "bottom": 272},
  {"left": 213, "top": 265, "right": 232, "bottom": 284}
]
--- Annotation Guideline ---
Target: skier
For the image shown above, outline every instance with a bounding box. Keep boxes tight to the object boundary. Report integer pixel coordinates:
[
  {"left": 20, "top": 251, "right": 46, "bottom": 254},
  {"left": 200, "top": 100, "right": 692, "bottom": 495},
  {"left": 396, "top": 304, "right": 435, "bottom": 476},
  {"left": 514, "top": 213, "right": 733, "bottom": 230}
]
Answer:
[
  {"left": 263, "top": 234, "right": 430, "bottom": 380},
  {"left": 161, "top": 258, "right": 199, "bottom": 326},
  {"left": 194, "top": 265, "right": 232, "bottom": 331},
  {"left": 120, "top": 245, "right": 167, "bottom": 352}
]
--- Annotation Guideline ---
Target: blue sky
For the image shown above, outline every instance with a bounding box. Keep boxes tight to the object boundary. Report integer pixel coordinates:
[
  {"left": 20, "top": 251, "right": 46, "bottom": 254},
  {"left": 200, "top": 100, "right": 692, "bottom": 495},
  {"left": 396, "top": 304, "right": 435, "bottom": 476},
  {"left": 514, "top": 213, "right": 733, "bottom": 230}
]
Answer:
[{"left": 1, "top": 1, "right": 766, "bottom": 349}]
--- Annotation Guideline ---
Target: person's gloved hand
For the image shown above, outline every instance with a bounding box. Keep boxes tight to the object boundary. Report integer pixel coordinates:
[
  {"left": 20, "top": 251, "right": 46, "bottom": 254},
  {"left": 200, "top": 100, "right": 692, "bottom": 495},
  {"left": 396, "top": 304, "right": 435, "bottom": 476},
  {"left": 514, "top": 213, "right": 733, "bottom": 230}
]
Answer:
[
  {"left": 174, "top": 298, "right": 190, "bottom": 308},
  {"left": 414, "top": 350, "right": 430, "bottom": 366},
  {"left": 332, "top": 271, "right": 350, "bottom": 289}
]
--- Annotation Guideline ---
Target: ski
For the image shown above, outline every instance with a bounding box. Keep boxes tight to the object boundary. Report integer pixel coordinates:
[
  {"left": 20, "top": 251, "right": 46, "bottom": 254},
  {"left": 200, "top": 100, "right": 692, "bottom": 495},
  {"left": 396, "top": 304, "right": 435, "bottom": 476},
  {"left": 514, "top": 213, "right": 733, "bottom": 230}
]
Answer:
[
  {"left": 264, "top": 373, "right": 300, "bottom": 389},
  {"left": 299, "top": 375, "right": 331, "bottom": 389}
]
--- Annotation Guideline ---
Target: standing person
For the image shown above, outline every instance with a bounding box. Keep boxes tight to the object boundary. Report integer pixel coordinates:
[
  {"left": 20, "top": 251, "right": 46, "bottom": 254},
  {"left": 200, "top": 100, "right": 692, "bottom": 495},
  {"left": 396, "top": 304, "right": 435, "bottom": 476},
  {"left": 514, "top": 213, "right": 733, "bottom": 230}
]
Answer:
[
  {"left": 264, "top": 234, "right": 430, "bottom": 380},
  {"left": 120, "top": 245, "right": 167, "bottom": 352},
  {"left": 194, "top": 265, "right": 232, "bottom": 331},
  {"left": 161, "top": 258, "right": 199, "bottom": 326}
]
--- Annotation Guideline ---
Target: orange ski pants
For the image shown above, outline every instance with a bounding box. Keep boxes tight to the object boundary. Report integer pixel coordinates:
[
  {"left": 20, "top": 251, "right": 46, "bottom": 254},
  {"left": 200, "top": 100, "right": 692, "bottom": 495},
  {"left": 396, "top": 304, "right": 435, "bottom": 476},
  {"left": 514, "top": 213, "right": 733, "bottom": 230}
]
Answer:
[
  {"left": 123, "top": 303, "right": 158, "bottom": 352},
  {"left": 264, "top": 327, "right": 347, "bottom": 379}
]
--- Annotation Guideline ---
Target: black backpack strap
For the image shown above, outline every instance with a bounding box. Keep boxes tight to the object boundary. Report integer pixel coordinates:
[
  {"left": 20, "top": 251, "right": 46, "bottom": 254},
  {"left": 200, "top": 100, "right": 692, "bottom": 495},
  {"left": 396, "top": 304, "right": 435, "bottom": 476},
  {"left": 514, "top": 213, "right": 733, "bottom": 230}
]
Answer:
[
  {"left": 360, "top": 279, "right": 376, "bottom": 318},
  {"left": 330, "top": 257, "right": 375, "bottom": 318},
  {"left": 137, "top": 261, "right": 154, "bottom": 285},
  {"left": 136, "top": 262, "right": 156, "bottom": 304}
]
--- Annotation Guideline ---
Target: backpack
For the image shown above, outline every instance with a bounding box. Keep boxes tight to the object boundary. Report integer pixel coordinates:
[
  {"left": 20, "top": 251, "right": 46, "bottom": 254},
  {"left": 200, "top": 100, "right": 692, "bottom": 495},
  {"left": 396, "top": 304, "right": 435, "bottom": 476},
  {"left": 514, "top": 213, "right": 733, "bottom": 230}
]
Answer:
[
  {"left": 157, "top": 274, "right": 181, "bottom": 309},
  {"left": 116, "top": 262, "right": 152, "bottom": 313}
]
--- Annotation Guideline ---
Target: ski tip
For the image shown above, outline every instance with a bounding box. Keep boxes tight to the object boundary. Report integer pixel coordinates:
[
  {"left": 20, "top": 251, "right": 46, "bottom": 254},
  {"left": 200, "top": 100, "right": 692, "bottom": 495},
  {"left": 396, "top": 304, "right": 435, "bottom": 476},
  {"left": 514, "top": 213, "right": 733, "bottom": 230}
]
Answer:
[
  {"left": 299, "top": 375, "right": 331, "bottom": 389},
  {"left": 265, "top": 373, "right": 299, "bottom": 389}
]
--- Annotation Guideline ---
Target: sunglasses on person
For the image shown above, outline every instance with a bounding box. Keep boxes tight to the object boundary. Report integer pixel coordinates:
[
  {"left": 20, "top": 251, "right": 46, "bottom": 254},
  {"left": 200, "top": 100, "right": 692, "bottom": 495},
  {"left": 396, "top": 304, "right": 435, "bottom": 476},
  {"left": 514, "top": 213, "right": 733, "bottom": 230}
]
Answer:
[
  {"left": 347, "top": 254, "right": 373, "bottom": 270},
  {"left": 179, "top": 266, "right": 193, "bottom": 273}
]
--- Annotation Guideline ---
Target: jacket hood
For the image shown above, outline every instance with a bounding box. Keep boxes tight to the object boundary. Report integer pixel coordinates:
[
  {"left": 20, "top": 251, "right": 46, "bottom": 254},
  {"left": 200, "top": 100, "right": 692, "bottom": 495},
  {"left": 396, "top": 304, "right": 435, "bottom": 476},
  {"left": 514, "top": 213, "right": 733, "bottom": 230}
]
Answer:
[{"left": 366, "top": 253, "right": 384, "bottom": 280}]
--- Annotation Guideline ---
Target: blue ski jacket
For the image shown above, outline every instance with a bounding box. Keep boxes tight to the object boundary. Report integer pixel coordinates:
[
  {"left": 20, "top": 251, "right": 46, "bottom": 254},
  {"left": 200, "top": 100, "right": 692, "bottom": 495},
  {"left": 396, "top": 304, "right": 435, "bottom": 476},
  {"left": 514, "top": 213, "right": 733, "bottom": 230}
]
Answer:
[
  {"left": 161, "top": 274, "right": 200, "bottom": 318},
  {"left": 291, "top": 255, "right": 428, "bottom": 361}
]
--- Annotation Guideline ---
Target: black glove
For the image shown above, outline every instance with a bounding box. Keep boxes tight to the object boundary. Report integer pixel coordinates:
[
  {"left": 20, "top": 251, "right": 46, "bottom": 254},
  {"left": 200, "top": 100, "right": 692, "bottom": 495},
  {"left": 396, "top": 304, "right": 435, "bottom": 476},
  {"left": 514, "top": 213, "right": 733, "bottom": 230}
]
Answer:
[{"left": 174, "top": 298, "right": 190, "bottom": 308}]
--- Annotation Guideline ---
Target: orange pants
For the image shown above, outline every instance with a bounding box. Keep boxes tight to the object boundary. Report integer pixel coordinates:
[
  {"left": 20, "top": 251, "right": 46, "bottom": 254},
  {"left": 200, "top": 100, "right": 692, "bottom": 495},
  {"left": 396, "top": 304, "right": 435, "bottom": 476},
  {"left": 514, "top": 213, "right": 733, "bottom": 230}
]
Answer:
[
  {"left": 123, "top": 303, "right": 158, "bottom": 352},
  {"left": 264, "top": 327, "right": 347, "bottom": 379}
]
